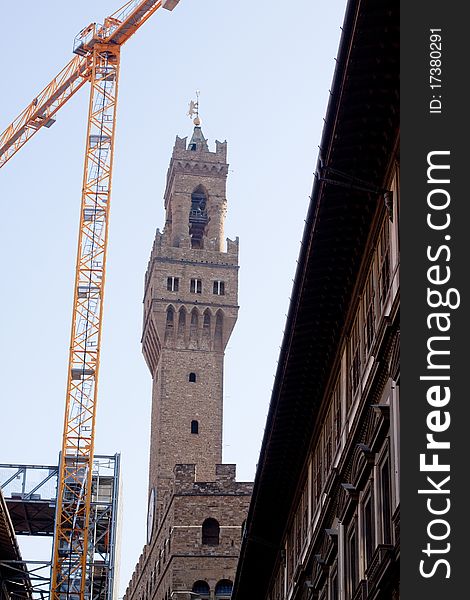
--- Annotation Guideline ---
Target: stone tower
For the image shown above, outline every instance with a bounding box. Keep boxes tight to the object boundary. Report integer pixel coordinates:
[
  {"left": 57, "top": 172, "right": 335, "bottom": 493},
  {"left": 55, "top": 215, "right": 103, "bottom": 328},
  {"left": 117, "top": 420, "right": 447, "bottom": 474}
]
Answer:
[{"left": 124, "top": 122, "right": 252, "bottom": 600}]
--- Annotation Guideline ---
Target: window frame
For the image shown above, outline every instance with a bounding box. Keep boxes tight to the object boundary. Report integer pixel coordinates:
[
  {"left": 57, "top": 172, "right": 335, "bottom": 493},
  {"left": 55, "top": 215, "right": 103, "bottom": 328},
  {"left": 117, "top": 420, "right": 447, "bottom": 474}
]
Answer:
[
  {"left": 378, "top": 221, "right": 391, "bottom": 308},
  {"left": 363, "top": 264, "right": 377, "bottom": 356},
  {"left": 213, "top": 280, "right": 225, "bottom": 295},
  {"left": 201, "top": 517, "right": 220, "bottom": 546},
  {"left": 329, "top": 563, "right": 339, "bottom": 600},
  {"left": 349, "top": 313, "right": 362, "bottom": 399},
  {"left": 346, "top": 520, "right": 359, "bottom": 598},
  {"left": 214, "top": 580, "right": 233, "bottom": 600},
  {"left": 166, "top": 276, "right": 179, "bottom": 292},
  {"left": 378, "top": 447, "right": 393, "bottom": 544},
  {"left": 190, "top": 278, "right": 202, "bottom": 294},
  {"left": 362, "top": 488, "right": 375, "bottom": 568}
]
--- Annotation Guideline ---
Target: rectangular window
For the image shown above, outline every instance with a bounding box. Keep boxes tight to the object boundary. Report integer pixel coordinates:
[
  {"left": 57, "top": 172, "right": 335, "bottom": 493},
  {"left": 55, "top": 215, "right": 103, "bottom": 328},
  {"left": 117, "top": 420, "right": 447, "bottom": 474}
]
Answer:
[
  {"left": 295, "top": 513, "right": 302, "bottom": 560},
  {"left": 347, "top": 527, "right": 359, "bottom": 596},
  {"left": 213, "top": 280, "right": 225, "bottom": 295},
  {"left": 212, "top": 281, "right": 225, "bottom": 296},
  {"left": 333, "top": 380, "right": 342, "bottom": 450},
  {"left": 324, "top": 422, "right": 332, "bottom": 479},
  {"left": 330, "top": 567, "right": 338, "bottom": 600},
  {"left": 363, "top": 493, "right": 375, "bottom": 565},
  {"left": 167, "top": 276, "right": 179, "bottom": 292},
  {"left": 363, "top": 267, "right": 376, "bottom": 355},
  {"left": 380, "top": 457, "right": 392, "bottom": 543},
  {"left": 314, "top": 443, "right": 323, "bottom": 504},
  {"left": 287, "top": 530, "right": 294, "bottom": 584},
  {"left": 378, "top": 222, "right": 391, "bottom": 307},
  {"left": 301, "top": 486, "right": 308, "bottom": 544},
  {"left": 190, "top": 278, "right": 202, "bottom": 294},
  {"left": 349, "top": 316, "right": 362, "bottom": 397},
  {"left": 279, "top": 558, "right": 285, "bottom": 600}
]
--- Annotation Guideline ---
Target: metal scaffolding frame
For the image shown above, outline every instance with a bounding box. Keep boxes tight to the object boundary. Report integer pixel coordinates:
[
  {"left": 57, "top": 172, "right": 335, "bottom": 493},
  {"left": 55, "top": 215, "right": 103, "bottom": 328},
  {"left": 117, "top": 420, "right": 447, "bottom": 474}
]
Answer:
[{"left": 0, "top": 455, "right": 120, "bottom": 600}]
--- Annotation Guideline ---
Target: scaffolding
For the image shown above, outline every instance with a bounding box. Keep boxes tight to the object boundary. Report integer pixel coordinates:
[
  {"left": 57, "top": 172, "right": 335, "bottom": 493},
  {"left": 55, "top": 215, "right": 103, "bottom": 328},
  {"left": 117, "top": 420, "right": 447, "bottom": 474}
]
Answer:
[{"left": 0, "top": 455, "right": 120, "bottom": 600}]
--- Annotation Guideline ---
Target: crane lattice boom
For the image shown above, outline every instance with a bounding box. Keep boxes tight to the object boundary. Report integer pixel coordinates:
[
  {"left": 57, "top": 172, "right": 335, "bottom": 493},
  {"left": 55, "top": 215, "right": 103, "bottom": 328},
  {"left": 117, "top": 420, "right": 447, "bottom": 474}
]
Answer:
[{"left": 0, "top": 55, "right": 89, "bottom": 167}]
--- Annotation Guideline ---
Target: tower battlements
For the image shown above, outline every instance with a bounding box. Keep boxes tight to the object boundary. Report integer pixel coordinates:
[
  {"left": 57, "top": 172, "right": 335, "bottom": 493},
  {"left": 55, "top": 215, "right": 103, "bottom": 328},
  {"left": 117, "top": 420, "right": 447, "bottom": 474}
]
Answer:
[
  {"left": 171, "top": 132, "right": 227, "bottom": 160},
  {"left": 172, "top": 464, "right": 253, "bottom": 495},
  {"left": 125, "top": 121, "right": 250, "bottom": 600},
  {"left": 159, "top": 128, "right": 230, "bottom": 252}
]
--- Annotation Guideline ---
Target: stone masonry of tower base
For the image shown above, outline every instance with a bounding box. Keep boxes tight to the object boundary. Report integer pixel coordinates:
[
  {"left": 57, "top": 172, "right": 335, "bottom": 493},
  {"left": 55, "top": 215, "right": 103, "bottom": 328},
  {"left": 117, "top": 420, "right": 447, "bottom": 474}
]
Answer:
[{"left": 124, "top": 464, "right": 252, "bottom": 600}]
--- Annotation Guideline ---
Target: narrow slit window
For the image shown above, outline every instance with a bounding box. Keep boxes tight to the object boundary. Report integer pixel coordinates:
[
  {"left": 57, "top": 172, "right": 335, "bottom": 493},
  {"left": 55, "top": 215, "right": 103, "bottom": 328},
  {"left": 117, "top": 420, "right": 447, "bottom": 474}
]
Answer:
[
  {"left": 191, "top": 420, "right": 199, "bottom": 434},
  {"left": 189, "top": 372, "right": 197, "bottom": 383}
]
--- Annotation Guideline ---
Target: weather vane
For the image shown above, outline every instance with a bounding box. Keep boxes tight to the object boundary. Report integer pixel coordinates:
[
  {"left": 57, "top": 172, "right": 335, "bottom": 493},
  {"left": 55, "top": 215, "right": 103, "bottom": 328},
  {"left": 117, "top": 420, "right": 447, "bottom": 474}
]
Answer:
[{"left": 188, "top": 90, "right": 201, "bottom": 126}]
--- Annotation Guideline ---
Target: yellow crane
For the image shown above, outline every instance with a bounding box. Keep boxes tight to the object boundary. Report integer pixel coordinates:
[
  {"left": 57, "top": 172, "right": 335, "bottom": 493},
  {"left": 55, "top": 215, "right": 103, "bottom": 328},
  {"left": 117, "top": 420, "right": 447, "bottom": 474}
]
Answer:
[{"left": 0, "top": 2, "right": 181, "bottom": 599}]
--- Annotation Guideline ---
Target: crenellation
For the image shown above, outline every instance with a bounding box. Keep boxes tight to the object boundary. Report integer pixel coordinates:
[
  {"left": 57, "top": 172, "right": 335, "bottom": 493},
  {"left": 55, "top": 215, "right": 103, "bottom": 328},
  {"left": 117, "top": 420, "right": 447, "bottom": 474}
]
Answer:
[
  {"left": 174, "top": 135, "right": 187, "bottom": 151},
  {"left": 174, "top": 464, "right": 196, "bottom": 487},
  {"left": 226, "top": 237, "right": 239, "bottom": 256},
  {"left": 215, "top": 464, "right": 236, "bottom": 482},
  {"left": 215, "top": 140, "right": 227, "bottom": 160}
]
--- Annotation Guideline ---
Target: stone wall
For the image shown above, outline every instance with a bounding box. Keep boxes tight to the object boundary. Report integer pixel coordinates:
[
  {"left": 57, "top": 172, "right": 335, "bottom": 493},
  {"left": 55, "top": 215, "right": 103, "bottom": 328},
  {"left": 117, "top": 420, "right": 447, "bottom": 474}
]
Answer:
[{"left": 123, "top": 464, "right": 253, "bottom": 600}]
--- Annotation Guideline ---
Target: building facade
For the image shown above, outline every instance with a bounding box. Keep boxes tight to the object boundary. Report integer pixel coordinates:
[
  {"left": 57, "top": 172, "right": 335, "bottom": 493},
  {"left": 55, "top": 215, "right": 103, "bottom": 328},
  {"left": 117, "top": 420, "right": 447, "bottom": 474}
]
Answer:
[
  {"left": 123, "top": 123, "right": 252, "bottom": 600},
  {"left": 233, "top": 0, "right": 399, "bottom": 599}
]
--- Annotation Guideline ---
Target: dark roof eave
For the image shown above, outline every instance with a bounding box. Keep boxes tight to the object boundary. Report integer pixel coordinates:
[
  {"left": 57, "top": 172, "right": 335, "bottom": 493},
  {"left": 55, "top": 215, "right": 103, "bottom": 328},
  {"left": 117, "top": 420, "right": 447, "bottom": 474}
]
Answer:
[{"left": 233, "top": 0, "right": 399, "bottom": 596}]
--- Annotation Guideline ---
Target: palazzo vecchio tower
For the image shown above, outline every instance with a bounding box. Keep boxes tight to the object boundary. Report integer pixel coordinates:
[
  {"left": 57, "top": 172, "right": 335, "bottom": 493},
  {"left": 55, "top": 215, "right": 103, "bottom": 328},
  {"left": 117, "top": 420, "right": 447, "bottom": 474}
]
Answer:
[{"left": 123, "top": 113, "right": 252, "bottom": 600}]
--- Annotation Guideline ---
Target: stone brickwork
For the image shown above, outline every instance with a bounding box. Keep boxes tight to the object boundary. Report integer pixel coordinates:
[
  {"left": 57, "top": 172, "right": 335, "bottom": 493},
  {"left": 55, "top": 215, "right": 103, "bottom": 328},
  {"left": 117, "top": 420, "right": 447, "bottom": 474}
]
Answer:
[
  {"left": 124, "top": 126, "right": 252, "bottom": 600},
  {"left": 124, "top": 465, "right": 252, "bottom": 600}
]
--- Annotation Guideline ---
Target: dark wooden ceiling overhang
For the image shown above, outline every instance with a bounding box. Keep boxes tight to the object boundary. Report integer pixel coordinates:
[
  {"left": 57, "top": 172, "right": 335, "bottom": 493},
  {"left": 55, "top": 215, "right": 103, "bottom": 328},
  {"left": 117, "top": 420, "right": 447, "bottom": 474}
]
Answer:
[
  {"left": 0, "top": 490, "right": 32, "bottom": 597},
  {"left": 233, "top": 0, "right": 399, "bottom": 596}
]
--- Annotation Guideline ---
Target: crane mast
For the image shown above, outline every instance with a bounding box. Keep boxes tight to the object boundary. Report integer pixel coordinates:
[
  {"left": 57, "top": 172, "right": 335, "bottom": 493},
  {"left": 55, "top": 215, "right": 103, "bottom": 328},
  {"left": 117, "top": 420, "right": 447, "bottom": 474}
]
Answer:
[
  {"left": 0, "top": 2, "right": 181, "bottom": 600},
  {"left": 51, "top": 41, "right": 120, "bottom": 600}
]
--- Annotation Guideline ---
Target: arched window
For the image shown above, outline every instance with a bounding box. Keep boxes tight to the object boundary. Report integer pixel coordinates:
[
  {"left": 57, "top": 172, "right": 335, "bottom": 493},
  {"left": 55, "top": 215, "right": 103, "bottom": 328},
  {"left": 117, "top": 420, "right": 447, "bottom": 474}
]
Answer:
[
  {"left": 189, "top": 185, "right": 208, "bottom": 249},
  {"left": 202, "top": 309, "right": 211, "bottom": 349},
  {"left": 215, "top": 580, "right": 233, "bottom": 599},
  {"left": 189, "top": 308, "right": 199, "bottom": 347},
  {"left": 214, "top": 310, "right": 223, "bottom": 351},
  {"left": 192, "top": 581, "right": 210, "bottom": 599},
  {"left": 191, "top": 420, "right": 199, "bottom": 434},
  {"left": 201, "top": 518, "right": 220, "bottom": 545},
  {"left": 189, "top": 372, "right": 197, "bottom": 383},
  {"left": 177, "top": 307, "right": 186, "bottom": 339},
  {"left": 166, "top": 306, "right": 174, "bottom": 325},
  {"left": 165, "top": 305, "right": 175, "bottom": 343}
]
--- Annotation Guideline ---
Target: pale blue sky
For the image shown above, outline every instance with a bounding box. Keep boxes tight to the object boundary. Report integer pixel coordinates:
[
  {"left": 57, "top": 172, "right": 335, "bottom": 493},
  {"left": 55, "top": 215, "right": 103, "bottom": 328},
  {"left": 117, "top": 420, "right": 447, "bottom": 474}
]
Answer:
[{"left": 0, "top": 0, "right": 345, "bottom": 594}]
